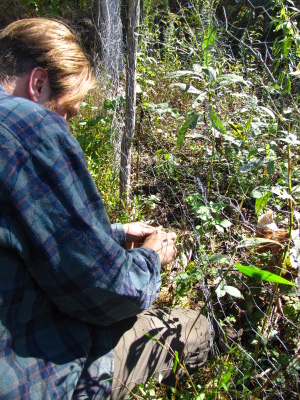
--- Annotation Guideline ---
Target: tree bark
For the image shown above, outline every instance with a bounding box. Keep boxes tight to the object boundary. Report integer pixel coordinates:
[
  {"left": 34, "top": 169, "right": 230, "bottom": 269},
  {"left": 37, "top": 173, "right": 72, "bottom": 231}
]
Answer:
[
  {"left": 120, "top": 0, "right": 140, "bottom": 207},
  {"left": 94, "top": 0, "right": 123, "bottom": 79}
]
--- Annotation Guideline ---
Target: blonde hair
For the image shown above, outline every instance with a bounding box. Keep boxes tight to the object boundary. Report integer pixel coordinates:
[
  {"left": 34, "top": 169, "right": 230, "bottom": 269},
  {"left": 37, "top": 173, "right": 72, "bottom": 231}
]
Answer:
[{"left": 0, "top": 18, "right": 95, "bottom": 107}]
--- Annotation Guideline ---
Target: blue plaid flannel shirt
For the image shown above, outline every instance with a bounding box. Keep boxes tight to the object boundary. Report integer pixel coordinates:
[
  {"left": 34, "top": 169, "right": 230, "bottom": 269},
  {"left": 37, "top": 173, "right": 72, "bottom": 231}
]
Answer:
[{"left": 0, "top": 86, "right": 161, "bottom": 399}]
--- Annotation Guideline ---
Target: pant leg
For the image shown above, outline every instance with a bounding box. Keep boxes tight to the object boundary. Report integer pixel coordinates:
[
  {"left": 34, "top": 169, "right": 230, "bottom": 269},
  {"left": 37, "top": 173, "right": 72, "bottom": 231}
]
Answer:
[{"left": 110, "top": 307, "right": 212, "bottom": 399}]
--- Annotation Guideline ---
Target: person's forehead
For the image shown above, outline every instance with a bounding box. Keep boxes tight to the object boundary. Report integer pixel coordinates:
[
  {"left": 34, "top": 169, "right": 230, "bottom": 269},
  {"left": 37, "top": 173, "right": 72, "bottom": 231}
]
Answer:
[{"left": 55, "top": 97, "right": 81, "bottom": 120}]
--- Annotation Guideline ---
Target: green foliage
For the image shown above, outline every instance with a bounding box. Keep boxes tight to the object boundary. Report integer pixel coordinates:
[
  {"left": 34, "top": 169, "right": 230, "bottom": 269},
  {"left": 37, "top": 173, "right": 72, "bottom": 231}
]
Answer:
[
  {"left": 186, "top": 194, "right": 232, "bottom": 235},
  {"left": 235, "top": 263, "right": 295, "bottom": 286},
  {"left": 71, "top": 97, "right": 121, "bottom": 221},
  {"left": 131, "top": 1, "right": 300, "bottom": 399}
]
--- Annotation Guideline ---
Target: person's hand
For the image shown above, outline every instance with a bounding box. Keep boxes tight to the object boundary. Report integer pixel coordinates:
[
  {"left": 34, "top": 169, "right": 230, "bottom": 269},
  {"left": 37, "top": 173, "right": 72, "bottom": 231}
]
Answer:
[
  {"left": 123, "top": 222, "right": 158, "bottom": 249},
  {"left": 142, "top": 229, "right": 177, "bottom": 266}
]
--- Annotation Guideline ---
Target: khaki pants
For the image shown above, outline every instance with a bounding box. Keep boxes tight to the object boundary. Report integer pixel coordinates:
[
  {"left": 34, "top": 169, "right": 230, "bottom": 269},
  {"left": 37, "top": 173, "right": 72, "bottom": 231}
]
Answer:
[{"left": 110, "top": 307, "right": 212, "bottom": 399}]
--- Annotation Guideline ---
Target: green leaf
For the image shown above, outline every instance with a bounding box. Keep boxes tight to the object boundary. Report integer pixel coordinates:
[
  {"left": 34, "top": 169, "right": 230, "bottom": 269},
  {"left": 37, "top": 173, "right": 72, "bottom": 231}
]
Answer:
[
  {"left": 244, "top": 116, "right": 252, "bottom": 133},
  {"left": 224, "top": 285, "right": 244, "bottom": 298},
  {"left": 283, "top": 75, "right": 291, "bottom": 93},
  {"left": 279, "top": 134, "right": 300, "bottom": 145},
  {"left": 173, "top": 350, "right": 179, "bottom": 373},
  {"left": 167, "top": 70, "right": 200, "bottom": 79},
  {"left": 218, "top": 74, "right": 250, "bottom": 87},
  {"left": 235, "top": 264, "right": 295, "bottom": 286},
  {"left": 219, "top": 219, "right": 232, "bottom": 228},
  {"left": 251, "top": 189, "right": 264, "bottom": 199},
  {"left": 202, "top": 26, "right": 216, "bottom": 51},
  {"left": 177, "top": 113, "right": 203, "bottom": 147},
  {"left": 170, "top": 83, "right": 202, "bottom": 94},
  {"left": 259, "top": 106, "right": 276, "bottom": 120},
  {"left": 255, "top": 192, "right": 271, "bottom": 216},
  {"left": 136, "top": 83, "right": 143, "bottom": 94},
  {"left": 221, "top": 366, "right": 233, "bottom": 386},
  {"left": 202, "top": 26, "right": 216, "bottom": 66},
  {"left": 209, "top": 254, "right": 229, "bottom": 263},
  {"left": 239, "top": 160, "right": 263, "bottom": 173},
  {"left": 197, "top": 205, "right": 211, "bottom": 220},
  {"left": 216, "top": 283, "right": 226, "bottom": 297},
  {"left": 215, "top": 224, "right": 224, "bottom": 234},
  {"left": 267, "top": 160, "right": 275, "bottom": 177},
  {"left": 216, "top": 279, "right": 243, "bottom": 298},
  {"left": 209, "top": 107, "right": 226, "bottom": 135},
  {"left": 237, "top": 238, "right": 284, "bottom": 248},
  {"left": 192, "top": 91, "right": 208, "bottom": 107},
  {"left": 271, "top": 186, "right": 294, "bottom": 201},
  {"left": 202, "top": 67, "right": 217, "bottom": 82}
]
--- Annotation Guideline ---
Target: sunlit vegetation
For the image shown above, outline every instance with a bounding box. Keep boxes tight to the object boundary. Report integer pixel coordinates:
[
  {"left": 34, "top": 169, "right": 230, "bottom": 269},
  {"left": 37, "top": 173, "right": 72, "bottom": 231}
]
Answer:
[{"left": 2, "top": 1, "right": 299, "bottom": 398}]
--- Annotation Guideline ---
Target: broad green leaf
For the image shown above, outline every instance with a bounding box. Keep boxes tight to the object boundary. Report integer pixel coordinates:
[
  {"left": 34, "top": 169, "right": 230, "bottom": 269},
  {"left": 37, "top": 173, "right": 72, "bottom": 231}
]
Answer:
[
  {"left": 167, "top": 70, "right": 201, "bottom": 79},
  {"left": 221, "top": 366, "right": 233, "bottom": 386},
  {"left": 170, "top": 83, "right": 202, "bottom": 94},
  {"left": 245, "top": 116, "right": 252, "bottom": 133},
  {"left": 283, "top": 75, "right": 291, "bottom": 93},
  {"left": 215, "top": 224, "right": 224, "bottom": 234},
  {"left": 193, "top": 64, "right": 202, "bottom": 73},
  {"left": 177, "top": 113, "right": 203, "bottom": 147},
  {"left": 218, "top": 74, "right": 250, "bottom": 87},
  {"left": 173, "top": 350, "right": 179, "bottom": 373},
  {"left": 282, "top": 37, "right": 292, "bottom": 58},
  {"left": 237, "top": 237, "right": 284, "bottom": 248},
  {"left": 216, "top": 287, "right": 226, "bottom": 297},
  {"left": 192, "top": 91, "right": 208, "bottom": 107},
  {"left": 259, "top": 106, "right": 276, "bottom": 120},
  {"left": 202, "top": 26, "right": 216, "bottom": 66},
  {"left": 251, "top": 189, "right": 264, "bottom": 198},
  {"left": 197, "top": 205, "right": 211, "bottom": 219},
  {"left": 215, "top": 281, "right": 243, "bottom": 298},
  {"left": 144, "top": 79, "right": 155, "bottom": 86},
  {"left": 235, "top": 264, "right": 295, "bottom": 286},
  {"left": 228, "top": 122, "right": 244, "bottom": 139},
  {"left": 219, "top": 219, "right": 232, "bottom": 228},
  {"left": 136, "top": 83, "right": 143, "bottom": 94},
  {"left": 202, "top": 67, "right": 217, "bottom": 82},
  {"left": 278, "top": 134, "right": 300, "bottom": 145},
  {"left": 208, "top": 254, "right": 228, "bottom": 263},
  {"left": 255, "top": 191, "right": 271, "bottom": 216},
  {"left": 202, "top": 26, "right": 216, "bottom": 51},
  {"left": 239, "top": 160, "right": 263, "bottom": 173},
  {"left": 224, "top": 285, "right": 244, "bottom": 298},
  {"left": 289, "top": 70, "right": 300, "bottom": 76},
  {"left": 271, "top": 186, "right": 295, "bottom": 201},
  {"left": 267, "top": 160, "right": 275, "bottom": 177},
  {"left": 209, "top": 107, "right": 226, "bottom": 135}
]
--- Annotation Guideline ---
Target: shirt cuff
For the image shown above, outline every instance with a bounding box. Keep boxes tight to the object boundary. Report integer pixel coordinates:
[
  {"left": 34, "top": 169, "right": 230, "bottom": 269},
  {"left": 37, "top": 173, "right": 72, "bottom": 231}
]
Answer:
[{"left": 110, "top": 223, "right": 126, "bottom": 248}]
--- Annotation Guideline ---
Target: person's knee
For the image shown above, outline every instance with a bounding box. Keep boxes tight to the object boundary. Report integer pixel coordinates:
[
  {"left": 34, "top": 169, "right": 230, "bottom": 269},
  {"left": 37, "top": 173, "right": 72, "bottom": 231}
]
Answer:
[{"left": 181, "top": 313, "right": 212, "bottom": 370}]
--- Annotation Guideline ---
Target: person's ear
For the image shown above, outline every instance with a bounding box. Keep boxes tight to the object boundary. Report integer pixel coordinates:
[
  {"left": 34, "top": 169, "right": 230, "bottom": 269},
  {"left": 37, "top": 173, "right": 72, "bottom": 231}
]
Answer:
[{"left": 28, "top": 67, "right": 52, "bottom": 104}]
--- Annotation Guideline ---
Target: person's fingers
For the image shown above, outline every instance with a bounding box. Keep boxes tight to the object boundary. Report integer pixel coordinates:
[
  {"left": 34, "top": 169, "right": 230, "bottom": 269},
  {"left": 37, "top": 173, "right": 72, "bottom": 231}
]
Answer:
[{"left": 141, "top": 230, "right": 177, "bottom": 266}]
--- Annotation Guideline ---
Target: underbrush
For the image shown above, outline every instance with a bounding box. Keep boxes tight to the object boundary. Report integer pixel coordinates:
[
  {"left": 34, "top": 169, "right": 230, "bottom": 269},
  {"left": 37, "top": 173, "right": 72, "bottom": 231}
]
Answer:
[{"left": 72, "top": 1, "right": 300, "bottom": 398}]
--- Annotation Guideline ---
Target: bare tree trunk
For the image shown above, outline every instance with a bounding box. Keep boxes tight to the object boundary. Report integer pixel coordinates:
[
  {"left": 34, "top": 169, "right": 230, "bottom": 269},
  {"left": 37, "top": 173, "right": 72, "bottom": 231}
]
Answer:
[
  {"left": 120, "top": 0, "right": 140, "bottom": 207},
  {"left": 94, "top": 0, "right": 123, "bottom": 80},
  {"left": 94, "top": 0, "right": 101, "bottom": 78}
]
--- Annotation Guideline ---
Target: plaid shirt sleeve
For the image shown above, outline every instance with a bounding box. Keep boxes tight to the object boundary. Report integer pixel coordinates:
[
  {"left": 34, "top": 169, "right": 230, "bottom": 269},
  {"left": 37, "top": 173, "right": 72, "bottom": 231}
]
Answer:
[{"left": 0, "top": 93, "right": 161, "bottom": 327}]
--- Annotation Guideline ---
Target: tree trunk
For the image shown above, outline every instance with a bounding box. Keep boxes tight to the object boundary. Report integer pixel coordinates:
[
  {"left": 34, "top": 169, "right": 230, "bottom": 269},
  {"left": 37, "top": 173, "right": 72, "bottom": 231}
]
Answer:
[
  {"left": 94, "top": 0, "right": 123, "bottom": 80},
  {"left": 119, "top": 0, "right": 140, "bottom": 207}
]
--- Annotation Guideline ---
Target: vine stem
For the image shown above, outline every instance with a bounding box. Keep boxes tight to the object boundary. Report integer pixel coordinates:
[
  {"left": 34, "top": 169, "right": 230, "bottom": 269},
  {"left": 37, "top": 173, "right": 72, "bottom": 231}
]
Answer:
[{"left": 206, "top": 136, "right": 215, "bottom": 199}]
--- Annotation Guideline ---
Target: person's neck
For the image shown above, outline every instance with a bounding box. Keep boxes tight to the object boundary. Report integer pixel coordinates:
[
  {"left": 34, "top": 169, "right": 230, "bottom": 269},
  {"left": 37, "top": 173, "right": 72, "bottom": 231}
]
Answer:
[
  {"left": 1, "top": 81, "right": 14, "bottom": 94},
  {"left": 1, "top": 76, "right": 30, "bottom": 99}
]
